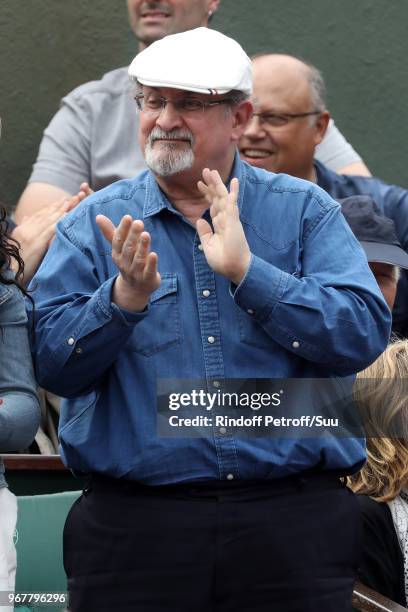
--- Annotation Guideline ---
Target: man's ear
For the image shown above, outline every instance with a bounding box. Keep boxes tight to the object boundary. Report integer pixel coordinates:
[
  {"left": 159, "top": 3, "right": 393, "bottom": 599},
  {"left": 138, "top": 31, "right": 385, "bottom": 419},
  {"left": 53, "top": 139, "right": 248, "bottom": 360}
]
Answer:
[
  {"left": 314, "top": 111, "right": 331, "bottom": 145},
  {"left": 231, "top": 101, "right": 254, "bottom": 142},
  {"left": 205, "top": 0, "right": 220, "bottom": 23},
  {"left": 208, "top": 0, "right": 220, "bottom": 15}
]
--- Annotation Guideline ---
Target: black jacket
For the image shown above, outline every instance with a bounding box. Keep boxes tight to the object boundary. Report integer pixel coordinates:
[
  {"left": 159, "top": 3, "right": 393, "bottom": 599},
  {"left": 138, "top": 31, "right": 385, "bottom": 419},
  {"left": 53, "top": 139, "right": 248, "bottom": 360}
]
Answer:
[{"left": 357, "top": 494, "right": 405, "bottom": 607}]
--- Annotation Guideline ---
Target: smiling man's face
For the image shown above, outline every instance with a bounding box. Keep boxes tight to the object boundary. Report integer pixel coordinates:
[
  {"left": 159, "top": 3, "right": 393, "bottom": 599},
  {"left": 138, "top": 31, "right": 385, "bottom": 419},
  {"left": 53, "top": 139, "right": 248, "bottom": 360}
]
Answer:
[
  {"left": 239, "top": 55, "right": 329, "bottom": 181},
  {"left": 127, "top": 0, "right": 220, "bottom": 49}
]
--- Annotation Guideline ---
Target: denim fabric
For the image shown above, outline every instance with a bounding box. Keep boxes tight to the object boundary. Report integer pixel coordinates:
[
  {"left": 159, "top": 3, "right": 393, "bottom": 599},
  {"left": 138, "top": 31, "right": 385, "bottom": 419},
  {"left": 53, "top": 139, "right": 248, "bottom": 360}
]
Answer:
[
  {"left": 29, "top": 156, "right": 390, "bottom": 484},
  {"left": 0, "top": 279, "right": 40, "bottom": 488},
  {"left": 315, "top": 159, "right": 408, "bottom": 337}
]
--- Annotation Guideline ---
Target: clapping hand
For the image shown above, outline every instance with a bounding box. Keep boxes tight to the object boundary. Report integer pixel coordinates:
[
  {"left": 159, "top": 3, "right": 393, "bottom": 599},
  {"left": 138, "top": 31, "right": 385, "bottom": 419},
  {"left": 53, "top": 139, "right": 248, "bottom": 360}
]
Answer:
[
  {"left": 196, "top": 168, "right": 251, "bottom": 285},
  {"left": 96, "top": 215, "right": 161, "bottom": 312},
  {"left": 12, "top": 186, "right": 91, "bottom": 285}
]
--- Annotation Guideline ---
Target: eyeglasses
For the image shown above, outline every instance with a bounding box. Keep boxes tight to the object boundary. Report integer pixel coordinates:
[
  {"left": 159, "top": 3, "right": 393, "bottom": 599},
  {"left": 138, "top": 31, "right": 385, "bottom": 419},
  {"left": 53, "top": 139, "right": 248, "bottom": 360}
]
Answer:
[
  {"left": 135, "top": 94, "right": 234, "bottom": 116},
  {"left": 252, "top": 110, "right": 322, "bottom": 128}
]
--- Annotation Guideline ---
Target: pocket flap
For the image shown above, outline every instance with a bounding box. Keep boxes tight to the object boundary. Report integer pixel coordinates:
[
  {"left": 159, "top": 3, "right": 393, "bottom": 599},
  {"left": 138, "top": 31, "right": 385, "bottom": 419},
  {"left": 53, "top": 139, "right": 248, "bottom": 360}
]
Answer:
[{"left": 150, "top": 273, "right": 177, "bottom": 303}]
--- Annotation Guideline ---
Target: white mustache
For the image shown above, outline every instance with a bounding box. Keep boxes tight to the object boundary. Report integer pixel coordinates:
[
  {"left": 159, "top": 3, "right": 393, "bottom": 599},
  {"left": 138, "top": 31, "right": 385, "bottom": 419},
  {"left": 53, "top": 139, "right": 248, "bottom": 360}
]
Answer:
[{"left": 149, "top": 128, "right": 194, "bottom": 146}]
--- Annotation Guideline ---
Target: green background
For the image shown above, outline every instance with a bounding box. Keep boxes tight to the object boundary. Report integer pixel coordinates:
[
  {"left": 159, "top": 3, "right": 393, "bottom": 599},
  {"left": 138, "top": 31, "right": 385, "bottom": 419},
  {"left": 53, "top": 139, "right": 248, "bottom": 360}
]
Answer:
[{"left": 1, "top": 0, "right": 407, "bottom": 210}]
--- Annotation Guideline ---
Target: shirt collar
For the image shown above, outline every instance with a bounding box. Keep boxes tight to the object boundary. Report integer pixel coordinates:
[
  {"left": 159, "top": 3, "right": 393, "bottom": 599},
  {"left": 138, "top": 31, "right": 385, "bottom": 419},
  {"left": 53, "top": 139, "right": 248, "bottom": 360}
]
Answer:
[
  {"left": 143, "top": 172, "right": 173, "bottom": 218},
  {"left": 228, "top": 150, "right": 246, "bottom": 213},
  {"left": 313, "top": 159, "right": 331, "bottom": 188},
  {"left": 143, "top": 149, "right": 246, "bottom": 219}
]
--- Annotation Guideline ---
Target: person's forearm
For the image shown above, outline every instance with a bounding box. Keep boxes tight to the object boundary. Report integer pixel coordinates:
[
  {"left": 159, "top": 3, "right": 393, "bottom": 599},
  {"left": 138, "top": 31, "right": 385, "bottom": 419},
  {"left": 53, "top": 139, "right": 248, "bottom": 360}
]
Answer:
[
  {"left": 10, "top": 251, "right": 38, "bottom": 287},
  {"left": 337, "top": 161, "right": 371, "bottom": 177},
  {"left": 14, "top": 183, "right": 71, "bottom": 223}
]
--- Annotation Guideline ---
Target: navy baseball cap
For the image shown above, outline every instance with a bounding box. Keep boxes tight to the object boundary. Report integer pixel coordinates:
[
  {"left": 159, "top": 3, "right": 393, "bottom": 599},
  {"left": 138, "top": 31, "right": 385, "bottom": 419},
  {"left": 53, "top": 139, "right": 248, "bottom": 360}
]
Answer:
[{"left": 339, "top": 195, "right": 408, "bottom": 269}]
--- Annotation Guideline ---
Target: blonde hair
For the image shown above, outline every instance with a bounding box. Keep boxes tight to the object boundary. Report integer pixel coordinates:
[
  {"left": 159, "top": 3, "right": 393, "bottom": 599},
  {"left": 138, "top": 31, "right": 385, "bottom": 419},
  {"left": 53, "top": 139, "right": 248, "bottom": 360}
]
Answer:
[{"left": 349, "top": 339, "right": 408, "bottom": 502}]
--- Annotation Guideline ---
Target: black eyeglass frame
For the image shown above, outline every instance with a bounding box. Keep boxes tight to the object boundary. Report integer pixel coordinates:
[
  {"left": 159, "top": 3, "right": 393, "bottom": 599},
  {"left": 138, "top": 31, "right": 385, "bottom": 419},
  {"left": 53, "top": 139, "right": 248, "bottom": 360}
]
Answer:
[{"left": 134, "top": 94, "right": 235, "bottom": 114}]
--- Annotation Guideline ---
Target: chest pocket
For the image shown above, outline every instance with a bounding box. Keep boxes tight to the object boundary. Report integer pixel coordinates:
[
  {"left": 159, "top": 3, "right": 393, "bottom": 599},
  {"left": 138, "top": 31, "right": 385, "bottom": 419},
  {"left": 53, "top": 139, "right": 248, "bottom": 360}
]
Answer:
[{"left": 125, "top": 273, "right": 180, "bottom": 356}]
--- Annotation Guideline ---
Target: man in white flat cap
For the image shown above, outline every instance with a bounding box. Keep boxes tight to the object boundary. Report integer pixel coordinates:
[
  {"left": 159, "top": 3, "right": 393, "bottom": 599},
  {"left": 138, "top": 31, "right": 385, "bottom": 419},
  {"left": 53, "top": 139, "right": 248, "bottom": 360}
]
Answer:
[{"left": 30, "top": 27, "right": 390, "bottom": 611}]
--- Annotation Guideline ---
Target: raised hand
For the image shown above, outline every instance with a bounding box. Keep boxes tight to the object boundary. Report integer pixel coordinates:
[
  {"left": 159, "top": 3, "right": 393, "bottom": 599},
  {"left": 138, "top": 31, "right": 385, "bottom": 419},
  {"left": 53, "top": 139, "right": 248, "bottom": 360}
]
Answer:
[
  {"left": 79, "top": 182, "right": 94, "bottom": 197},
  {"left": 196, "top": 168, "right": 251, "bottom": 285},
  {"left": 11, "top": 188, "right": 90, "bottom": 285},
  {"left": 96, "top": 215, "right": 161, "bottom": 312},
  {"left": 65, "top": 182, "right": 94, "bottom": 212}
]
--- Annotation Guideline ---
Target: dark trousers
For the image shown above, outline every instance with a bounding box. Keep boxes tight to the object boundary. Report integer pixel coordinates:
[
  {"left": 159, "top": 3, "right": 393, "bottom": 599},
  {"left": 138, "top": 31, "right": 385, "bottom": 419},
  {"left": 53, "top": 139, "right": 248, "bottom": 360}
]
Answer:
[{"left": 64, "top": 473, "right": 360, "bottom": 611}]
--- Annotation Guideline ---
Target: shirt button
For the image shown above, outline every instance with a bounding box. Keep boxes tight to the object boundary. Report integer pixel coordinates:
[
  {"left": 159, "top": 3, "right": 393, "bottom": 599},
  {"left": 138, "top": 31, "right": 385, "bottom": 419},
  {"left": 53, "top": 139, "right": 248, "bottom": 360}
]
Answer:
[
  {"left": 208, "top": 336, "right": 215, "bottom": 344},
  {"left": 247, "top": 308, "right": 254, "bottom": 315},
  {"left": 226, "top": 473, "right": 234, "bottom": 481},
  {"left": 198, "top": 244, "right": 203, "bottom": 251},
  {"left": 292, "top": 341, "right": 300, "bottom": 349},
  {"left": 219, "top": 427, "right": 227, "bottom": 434},
  {"left": 212, "top": 380, "right": 220, "bottom": 388},
  {"left": 75, "top": 347, "right": 83, "bottom": 354},
  {"left": 67, "top": 337, "right": 75, "bottom": 346},
  {"left": 202, "top": 290, "right": 210, "bottom": 298}
]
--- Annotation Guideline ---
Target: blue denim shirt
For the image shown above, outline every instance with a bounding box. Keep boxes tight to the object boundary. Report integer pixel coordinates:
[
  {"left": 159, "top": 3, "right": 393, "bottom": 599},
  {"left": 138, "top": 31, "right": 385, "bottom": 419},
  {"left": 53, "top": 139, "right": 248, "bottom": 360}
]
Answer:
[
  {"left": 0, "top": 278, "right": 40, "bottom": 488},
  {"left": 315, "top": 159, "right": 408, "bottom": 337},
  {"left": 29, "top": 156, "right": 390, "bottom": 483}
]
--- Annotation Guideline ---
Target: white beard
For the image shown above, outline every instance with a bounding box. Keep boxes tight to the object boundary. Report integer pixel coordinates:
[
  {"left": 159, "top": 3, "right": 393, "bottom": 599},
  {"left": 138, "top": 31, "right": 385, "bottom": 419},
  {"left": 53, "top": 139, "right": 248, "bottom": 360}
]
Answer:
[{"left": 144, "top": 128, "right": 195, "bottom": 177}]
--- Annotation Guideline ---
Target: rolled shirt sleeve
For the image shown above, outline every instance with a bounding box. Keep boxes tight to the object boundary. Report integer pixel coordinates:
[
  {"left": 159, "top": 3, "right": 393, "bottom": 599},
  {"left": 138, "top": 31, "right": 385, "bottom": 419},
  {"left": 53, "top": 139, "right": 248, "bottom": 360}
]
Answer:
[
  {"left": 28, "top": 68, "right": 146, "bottom": 195},
  {"left": 315, "top": 119, "right": 362, "bottom": 171},
  {"left": 29, "top": 89, "right": 92, "bottom": 195}
]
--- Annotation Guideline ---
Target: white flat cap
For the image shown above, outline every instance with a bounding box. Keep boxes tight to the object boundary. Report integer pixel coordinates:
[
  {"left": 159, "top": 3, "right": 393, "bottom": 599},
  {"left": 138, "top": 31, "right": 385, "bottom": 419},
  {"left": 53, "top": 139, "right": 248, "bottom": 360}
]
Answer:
[{"left": 128, "top": 27, "right": 252, "bottom": 96}]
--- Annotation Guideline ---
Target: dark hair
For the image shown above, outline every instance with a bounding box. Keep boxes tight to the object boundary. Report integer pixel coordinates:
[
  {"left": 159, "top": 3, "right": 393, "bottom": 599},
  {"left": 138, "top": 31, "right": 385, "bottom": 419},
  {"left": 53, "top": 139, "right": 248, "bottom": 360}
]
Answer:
[
  {"left": 0, "top": 206, "right": 29, "bottom": 297},
  {"left": 226, "top": 89, "right": 251, "bottom": 106}
]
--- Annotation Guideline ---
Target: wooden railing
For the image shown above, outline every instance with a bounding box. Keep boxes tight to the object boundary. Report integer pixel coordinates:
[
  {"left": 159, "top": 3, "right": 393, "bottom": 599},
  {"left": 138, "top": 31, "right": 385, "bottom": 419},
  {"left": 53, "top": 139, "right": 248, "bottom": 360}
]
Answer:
[
  {"left": 353, "top": 581, "right": 406, "bottom": 611},
  {"left": 3, "top": 454, "right": 74, "bottom": 496},
  {"left": 3, "top": 454, "right": 67, "bottom": 471}
]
